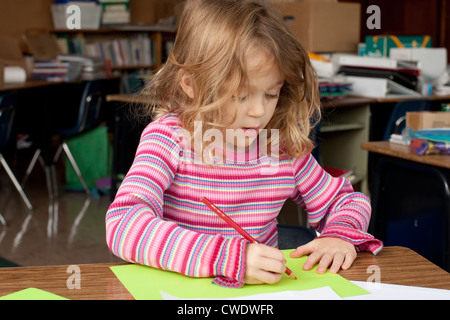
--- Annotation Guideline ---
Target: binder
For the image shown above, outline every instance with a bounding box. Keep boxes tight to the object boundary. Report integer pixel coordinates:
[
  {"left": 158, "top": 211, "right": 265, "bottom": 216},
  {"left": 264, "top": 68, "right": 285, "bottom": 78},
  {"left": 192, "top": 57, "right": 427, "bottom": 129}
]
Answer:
[
  {"left": 345, "top": 76, "right": 421, "bottom": 98},
  {"left": 338, "top": 66, "right": 418, "bottom": 90}
]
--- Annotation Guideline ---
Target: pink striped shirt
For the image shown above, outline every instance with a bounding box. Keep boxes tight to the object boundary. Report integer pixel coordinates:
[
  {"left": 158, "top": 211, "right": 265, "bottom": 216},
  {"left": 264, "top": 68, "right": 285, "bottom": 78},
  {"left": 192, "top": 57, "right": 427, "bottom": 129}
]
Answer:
[{"left": 106, "top": 113, "right": 383, "bottom": 287}]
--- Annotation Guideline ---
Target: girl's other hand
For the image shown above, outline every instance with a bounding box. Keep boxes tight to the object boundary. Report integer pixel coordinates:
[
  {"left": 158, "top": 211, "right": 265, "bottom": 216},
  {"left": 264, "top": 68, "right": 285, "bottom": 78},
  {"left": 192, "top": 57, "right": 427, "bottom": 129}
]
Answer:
[
  {"left": 289, "top": 237, "right": 357, "bottom": 274},
  {"left": 244, "top": 243, "right": 287, "bottom": 284}
]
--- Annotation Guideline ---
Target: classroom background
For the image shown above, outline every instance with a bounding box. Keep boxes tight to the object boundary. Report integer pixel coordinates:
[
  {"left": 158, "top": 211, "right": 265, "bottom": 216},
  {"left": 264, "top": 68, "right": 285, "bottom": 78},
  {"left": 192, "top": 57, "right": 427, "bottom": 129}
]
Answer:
[{"left": 0, "top": 0, "right": 449, "bottom": 280}]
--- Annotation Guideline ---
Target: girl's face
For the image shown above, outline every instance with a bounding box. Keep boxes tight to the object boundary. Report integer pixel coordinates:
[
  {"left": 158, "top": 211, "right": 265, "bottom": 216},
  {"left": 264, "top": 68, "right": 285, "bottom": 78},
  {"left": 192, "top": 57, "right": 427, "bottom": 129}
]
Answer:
[{"left": 223, "top": 48, "right": 284, "bottom": 149}]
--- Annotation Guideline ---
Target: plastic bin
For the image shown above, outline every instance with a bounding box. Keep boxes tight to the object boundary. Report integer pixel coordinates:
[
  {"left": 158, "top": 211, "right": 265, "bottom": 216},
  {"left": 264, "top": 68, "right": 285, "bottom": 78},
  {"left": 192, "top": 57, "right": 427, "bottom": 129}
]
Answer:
[{"left": 51, "top": 4, "right": 102, "bottom": 30}]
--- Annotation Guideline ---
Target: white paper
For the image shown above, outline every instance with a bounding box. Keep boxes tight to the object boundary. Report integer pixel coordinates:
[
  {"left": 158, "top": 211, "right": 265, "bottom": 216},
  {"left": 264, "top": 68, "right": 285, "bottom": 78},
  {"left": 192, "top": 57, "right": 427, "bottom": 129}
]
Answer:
[
  {"left": 160, "top": 286, "right": 342, "bottom": 300},
  {"left": 345, "top": 281, "right": 450, "bottom": 300}
]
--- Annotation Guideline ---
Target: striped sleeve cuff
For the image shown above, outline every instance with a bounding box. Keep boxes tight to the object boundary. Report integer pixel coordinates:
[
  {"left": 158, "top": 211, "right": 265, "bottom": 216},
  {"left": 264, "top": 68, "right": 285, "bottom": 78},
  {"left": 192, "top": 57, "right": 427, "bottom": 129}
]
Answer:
[
  {"left": 319, "top": 225, "right": 384, "bottom": 255},
  {"left": 211, "top": 237, "right": 248, "bottom": 288}
]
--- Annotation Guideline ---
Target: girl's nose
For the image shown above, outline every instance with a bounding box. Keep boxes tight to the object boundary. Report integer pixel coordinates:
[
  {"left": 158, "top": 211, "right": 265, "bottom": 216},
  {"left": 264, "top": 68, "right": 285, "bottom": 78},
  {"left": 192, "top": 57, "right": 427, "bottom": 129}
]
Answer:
[{"left": 247, "top": 97, "right": 265, "bottom": 118}]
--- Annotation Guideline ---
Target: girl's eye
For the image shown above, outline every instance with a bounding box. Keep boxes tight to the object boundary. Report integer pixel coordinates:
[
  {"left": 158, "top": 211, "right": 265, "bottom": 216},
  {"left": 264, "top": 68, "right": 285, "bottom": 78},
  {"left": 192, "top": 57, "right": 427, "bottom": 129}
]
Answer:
[
  {"left": 265, "top": 93, "right": 279, "bottom": 99},
  {"left": 233, "top": 95, "right": 247, "bottom": 103}
]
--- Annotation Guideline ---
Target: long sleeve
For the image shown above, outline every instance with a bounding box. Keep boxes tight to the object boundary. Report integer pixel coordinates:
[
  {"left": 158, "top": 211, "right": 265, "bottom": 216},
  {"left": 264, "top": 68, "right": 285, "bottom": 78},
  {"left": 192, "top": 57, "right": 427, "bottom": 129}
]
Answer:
[
  {"left": 105, "top": 118, "right": 248, "bottom": 287},
  {"left": 291, "top": 154, "right": 383, "bottom": 254}
]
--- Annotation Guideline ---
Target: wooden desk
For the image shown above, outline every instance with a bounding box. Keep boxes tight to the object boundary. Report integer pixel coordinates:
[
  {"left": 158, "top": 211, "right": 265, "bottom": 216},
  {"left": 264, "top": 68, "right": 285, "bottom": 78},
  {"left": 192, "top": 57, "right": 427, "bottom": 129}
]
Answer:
[
  {"left": 0, "top": 80, "right": 64, "bottom": 92},
  {"left": 362, "top": 141, "right": 450, "bottom": 271},
  {"left": 0, "top": 247, "right": 448, "bottom": 299},
  {"left": 106, "top": 93, "right": 154, "bottom": 105},
  {"left": 361, "top": 141, "right": 450, "bottom": 169}
]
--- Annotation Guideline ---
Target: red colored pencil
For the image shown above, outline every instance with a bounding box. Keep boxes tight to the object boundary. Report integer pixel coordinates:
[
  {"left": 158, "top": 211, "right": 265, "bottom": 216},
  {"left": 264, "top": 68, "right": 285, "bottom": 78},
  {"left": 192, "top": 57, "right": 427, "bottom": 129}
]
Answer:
[{"left": 201, "top": 196, "right": 297, "bottom": 280}]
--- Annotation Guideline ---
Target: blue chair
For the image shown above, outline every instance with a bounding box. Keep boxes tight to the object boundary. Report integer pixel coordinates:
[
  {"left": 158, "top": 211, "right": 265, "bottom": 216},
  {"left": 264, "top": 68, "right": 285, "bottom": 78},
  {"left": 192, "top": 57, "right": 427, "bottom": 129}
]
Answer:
[
  {"left": 277, "top": 224, "right": 317, "bottom": 250},
  {"left": 0, "top": 92, "right": 33, "bottom": 224},
  {"left": 23, "top": 80, "right": 106, "bottom": 197},
  {"left": 383, "top": 100, "right": 430, "bottom": 140}
]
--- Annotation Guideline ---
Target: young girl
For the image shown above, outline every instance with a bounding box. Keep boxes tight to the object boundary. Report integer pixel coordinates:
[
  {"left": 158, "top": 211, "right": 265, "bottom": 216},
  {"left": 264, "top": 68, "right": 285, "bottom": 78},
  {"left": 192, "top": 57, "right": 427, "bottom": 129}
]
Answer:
[{"left": 106, "top": 0, "right": 383, "bottom": 288}]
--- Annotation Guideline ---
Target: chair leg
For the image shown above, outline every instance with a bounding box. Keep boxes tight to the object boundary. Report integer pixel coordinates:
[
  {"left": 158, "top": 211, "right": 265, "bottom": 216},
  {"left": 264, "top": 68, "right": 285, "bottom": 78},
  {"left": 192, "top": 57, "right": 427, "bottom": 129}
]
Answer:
[
  {"left": 0, "top": 154, "right": 33, "bottom": 211},
  {"left": 21, "top": 148, "right": 41, "bottom": 189},
  {"left": 0, "top": 213, "right": 6, "bottom": 226},
  {"left": 61, "top": 141, "right": 91, "bottom": 196},
  {"left": 22, "top": 148, "right": 57, "bottom": 201}
]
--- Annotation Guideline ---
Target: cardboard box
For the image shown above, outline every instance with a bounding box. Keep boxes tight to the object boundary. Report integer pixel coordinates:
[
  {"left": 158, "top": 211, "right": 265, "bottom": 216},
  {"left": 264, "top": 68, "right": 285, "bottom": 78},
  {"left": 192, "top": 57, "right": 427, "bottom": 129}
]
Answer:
[
  {"left": 0, "top": 37, "right": 28, "bottom": 77},
  {"left": 406, "top": 111, "right": 450, "bottom": 131},
  {"left": 130, "top": 0, "right": 184, "bottom": 25},
  {"left": 365, "top": 35, "right": 432, "bottom": 58},
  {"left": 273, "top": 1, "right": 361, "bottom": 52},
  {"left": 24, "top": 34, "right": 62, "bottom": 61}
]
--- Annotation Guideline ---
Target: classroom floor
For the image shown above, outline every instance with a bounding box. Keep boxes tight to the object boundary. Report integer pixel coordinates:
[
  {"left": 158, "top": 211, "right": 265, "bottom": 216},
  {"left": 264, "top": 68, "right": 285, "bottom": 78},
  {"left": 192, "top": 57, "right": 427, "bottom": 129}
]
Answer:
[{"left": 0, "top": 151, "right": 122, "bottom": 267}]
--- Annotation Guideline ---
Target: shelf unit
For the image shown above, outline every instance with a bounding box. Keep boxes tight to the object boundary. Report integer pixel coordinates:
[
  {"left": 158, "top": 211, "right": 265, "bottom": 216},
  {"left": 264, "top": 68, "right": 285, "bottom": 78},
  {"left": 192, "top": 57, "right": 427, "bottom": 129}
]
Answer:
[
  {"left": 278, "top": 98, "right": 372, "bottom": 227},
  {"left": 319, "top": 100, "right": 371, "bottom": 195},
  {"left": 50, "top": 26, "right": 175, "bottom": 93},
  {"left": 50, "top": 26, "right": 176, "bottom": 71}
]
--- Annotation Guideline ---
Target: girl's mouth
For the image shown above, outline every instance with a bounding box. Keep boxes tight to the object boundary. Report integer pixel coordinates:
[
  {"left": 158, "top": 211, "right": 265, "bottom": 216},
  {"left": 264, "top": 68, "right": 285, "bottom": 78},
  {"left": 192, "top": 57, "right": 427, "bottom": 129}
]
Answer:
[{"left": 242, "top": 128, "right": 259, "bottom": 136}]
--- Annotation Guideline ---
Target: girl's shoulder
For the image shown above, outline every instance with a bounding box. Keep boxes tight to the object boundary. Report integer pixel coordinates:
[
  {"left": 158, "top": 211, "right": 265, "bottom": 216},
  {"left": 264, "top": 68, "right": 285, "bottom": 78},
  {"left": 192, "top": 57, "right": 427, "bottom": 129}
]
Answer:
[
  {"left": 142, "top": 112, "right": 186, "bottom": 147},
  {"left": 152, "top": 112, "right": 183, "bottom": 128}
]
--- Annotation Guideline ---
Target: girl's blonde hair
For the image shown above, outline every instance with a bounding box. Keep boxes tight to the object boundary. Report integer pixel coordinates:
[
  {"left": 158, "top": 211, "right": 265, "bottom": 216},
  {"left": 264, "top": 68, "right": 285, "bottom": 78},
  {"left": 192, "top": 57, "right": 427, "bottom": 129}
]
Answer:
[{"left": 141, "top": 0, "right": 321, "bottom": 158}]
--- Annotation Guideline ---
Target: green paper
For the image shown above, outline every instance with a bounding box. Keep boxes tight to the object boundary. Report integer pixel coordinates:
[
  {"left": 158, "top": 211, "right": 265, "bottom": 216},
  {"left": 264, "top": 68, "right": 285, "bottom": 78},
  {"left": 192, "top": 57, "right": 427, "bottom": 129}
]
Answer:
[
  {"left": 0, "top": 288, "right": 69, "bottom": 300},
  {"left": 110, "top": 250, "right": 369, "bottom": 300}
]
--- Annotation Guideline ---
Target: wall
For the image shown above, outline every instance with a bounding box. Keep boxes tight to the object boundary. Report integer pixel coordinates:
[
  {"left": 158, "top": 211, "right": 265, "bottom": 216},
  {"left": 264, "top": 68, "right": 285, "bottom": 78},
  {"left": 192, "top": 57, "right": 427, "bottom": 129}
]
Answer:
[
  {"left": 0, "top": 0, "right": 183, "bottom": 51},
  {"left": 0, "top": 0, "right": 54, "bottom": 50},
  {"left": 343, "top": 0, "right": 450, "bottom": 62}
]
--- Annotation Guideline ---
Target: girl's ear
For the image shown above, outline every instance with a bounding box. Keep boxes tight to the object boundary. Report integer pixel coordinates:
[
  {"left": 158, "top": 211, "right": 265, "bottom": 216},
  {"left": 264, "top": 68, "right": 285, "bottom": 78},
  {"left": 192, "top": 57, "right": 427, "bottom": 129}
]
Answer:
[{"left": 179, "top": 70, "right": 195, "bottom": 99}]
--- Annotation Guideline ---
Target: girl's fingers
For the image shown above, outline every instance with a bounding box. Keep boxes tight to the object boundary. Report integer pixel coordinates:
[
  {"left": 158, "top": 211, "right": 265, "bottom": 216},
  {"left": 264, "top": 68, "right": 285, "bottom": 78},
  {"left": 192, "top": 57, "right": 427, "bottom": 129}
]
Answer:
[
  {"left": 290, "top": 242, "right": 314, "bottom": 258},
  {"left": 328, "top": 253, "right": 345, "bottom": 274}
]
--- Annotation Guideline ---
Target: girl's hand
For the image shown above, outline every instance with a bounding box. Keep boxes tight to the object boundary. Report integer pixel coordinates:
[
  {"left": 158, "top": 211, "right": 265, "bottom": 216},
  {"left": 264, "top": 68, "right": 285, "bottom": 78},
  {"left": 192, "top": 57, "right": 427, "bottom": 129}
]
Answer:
[
  {"left": 244, "top": 243, "right": 287, "bottom": 284},
  {"left": 290, "top": 237, "right": 357, "bottom": 274}
]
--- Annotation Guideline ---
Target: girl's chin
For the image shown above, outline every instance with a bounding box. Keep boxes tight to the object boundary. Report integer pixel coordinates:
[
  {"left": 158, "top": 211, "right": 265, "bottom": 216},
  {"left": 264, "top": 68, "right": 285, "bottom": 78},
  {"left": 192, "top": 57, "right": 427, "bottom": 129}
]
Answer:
[{"left": 226, "top": 135, "right": 258, "bottom": 149}]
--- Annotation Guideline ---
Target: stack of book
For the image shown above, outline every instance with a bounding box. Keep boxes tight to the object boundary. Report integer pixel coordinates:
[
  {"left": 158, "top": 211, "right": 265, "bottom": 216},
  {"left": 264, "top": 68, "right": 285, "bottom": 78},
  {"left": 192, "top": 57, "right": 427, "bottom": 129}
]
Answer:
[
  {"left": 58, "top": 54, "right": 107, "bottom": 80},
  {"left": 31, "top": 60, "right": 72, "bottom": 82},
  {"left": 99, "top": 0, "right": 130, "bottom": 26},
  {"left": 319, "top": 80, "right": 353, "bottom": 101},
  {"left": 309, "top": 52, "right": 353, "bottom": 100},
  {"left": 323, "top": 165, "right": 355, "bottom": 182},
  {"left": 334, "top": 55, "right": 422, "bottom": 98}
]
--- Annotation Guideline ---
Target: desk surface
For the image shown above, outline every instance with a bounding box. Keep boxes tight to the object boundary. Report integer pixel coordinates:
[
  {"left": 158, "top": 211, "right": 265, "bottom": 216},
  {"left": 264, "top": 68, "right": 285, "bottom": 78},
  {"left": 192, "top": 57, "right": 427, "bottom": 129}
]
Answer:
[
  {"left": 0, "top": 247, "right": 448, "bottom": 299},
  {"left": 106, "top": 93, "right": 154, "bottom": 105},
  {"left": 361, "top": 141, "right": 450, "bottom": 169},
  {"left": 1, "top": 77, "right": 122, "bottom": 93},
  {"left": 106, "top": 93, "right": 450, "bottom": 110},
  {"left": 0, "top": 80, "right": 63, "bottom": 92}
]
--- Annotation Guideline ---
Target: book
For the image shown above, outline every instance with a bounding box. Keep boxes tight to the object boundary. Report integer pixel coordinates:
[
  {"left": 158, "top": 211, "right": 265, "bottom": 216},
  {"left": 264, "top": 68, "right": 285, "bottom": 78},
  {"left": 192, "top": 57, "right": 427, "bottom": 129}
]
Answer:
[
  {"left": 345, "top": 76, "right": 421, "bottom": 98},
  {"left": 323, "top": 165, "right": 354, "bottom": 181},
  {"left": 60, "top": 34, "right": 155, "bottom": 68},
  {"left": 318, "top": 80, "right": 352, "bottom": 100},
  {"left": 334, "top": 54, "right": 398, "bottom": 69}
]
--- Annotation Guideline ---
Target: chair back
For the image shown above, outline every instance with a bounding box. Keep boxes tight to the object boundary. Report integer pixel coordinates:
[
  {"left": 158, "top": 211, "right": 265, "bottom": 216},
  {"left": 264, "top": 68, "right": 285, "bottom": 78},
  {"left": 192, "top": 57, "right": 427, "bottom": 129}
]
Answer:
[
  {"left": 73, "top": 80, "right": 105, "bottom": 135},
  {"left": 383, "top": 100, "right": 431, "bottom": 140},
  {"left": 0, "top": 93, "right": 18, "bottom": 149}
]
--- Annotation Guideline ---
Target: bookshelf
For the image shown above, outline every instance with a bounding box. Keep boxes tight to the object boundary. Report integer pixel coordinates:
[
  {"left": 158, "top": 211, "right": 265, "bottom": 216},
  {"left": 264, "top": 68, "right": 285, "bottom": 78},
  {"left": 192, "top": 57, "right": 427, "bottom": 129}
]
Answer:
[
  {"left": 278, "top": 98, "right": 372, "bottom": 227},
  {"left": 319, "top": 100, "right": 371, "bottom": 195},
  {"left": 50, "top": 26, "right": 175, "bottom": 93},
  {"left": 51, "top": 26, "right": 175, "bottom": 70}
]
